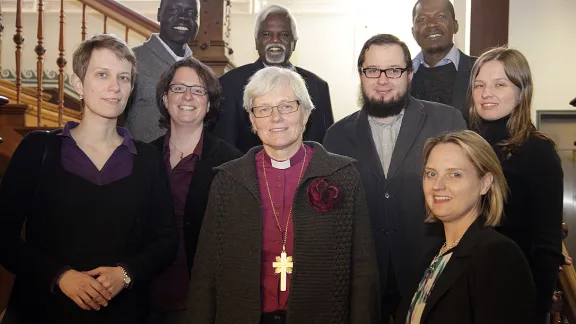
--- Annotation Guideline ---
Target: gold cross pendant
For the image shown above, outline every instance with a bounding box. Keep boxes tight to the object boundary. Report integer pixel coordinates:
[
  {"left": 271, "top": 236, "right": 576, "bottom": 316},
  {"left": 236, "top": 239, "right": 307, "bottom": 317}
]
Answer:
[{"left": 272, "top": 249, "right": 293, "bottom": 292}]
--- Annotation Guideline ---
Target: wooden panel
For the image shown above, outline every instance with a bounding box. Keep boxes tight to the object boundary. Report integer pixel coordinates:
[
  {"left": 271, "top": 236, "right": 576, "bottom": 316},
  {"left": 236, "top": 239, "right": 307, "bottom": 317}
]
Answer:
[{"left": 470, "top": 0, "right": 509, "bottom": 57}]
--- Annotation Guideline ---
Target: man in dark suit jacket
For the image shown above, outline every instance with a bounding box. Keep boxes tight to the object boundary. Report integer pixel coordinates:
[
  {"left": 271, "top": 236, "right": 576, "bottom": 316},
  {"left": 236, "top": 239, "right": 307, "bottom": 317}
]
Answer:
[
  {"left": 212, "top": 4, "right": 334, "bottom": 153},
  {"left": 410, "top": 0, "right": 476, "bottom": 121},
  {"left": 323, "top": 34, "right": 466, "bottom": 323}
]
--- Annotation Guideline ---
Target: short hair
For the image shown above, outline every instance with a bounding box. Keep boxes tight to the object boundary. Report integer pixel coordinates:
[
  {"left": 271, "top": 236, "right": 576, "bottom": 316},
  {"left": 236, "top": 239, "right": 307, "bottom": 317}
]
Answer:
[
  {"left": 254, "top": 4, "right": 299, "bottom": 41},
  {"left": 422, "top": 130, "right": 508, "bottom": 227},
  {"left": 156, "top": 57, "right": 221, "bottom": 130},
  {"left": 243, "top": 66, "right": 314, "bottom": 132},
  {"left": 72, "top": 34, "right": 136, "bottom": 88},
  {"left": 467, "top": 46, "right": 553, "bottom": 157},
  {"left": 357, "top": 34, "right": 413, "bottom": 72},
  {"left": 412, "top": 0, "right": 456, "bottom": 21}
]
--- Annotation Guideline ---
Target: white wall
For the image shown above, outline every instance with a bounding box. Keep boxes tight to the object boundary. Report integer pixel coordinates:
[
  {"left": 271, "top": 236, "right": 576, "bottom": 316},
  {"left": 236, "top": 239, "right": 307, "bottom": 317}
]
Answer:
[
  {"left": 508, "top": 0, "right": 576, "bottom": 120},
  {"left": 228, "top": 1, "right": 427, "bottom": 121}
]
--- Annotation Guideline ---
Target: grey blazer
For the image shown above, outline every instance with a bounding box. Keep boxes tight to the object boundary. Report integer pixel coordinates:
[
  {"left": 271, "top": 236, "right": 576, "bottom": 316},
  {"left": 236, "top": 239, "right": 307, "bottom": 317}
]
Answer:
[
  {"left": 323, "top": 96, "right": 466, "bottom": 298},
  {"left": 125, "top": 35, "right": 186, "bottom": 142}
]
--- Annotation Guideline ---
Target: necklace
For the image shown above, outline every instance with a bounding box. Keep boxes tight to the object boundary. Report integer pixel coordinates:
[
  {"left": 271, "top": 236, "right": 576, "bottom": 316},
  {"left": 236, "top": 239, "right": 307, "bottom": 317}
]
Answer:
[
  {"left": 428, "top": 236, "right": 463, "bottom": 272},
  {"left": 169, "top": 140, "right": 185, "bottom": 160},
  {"left": 263, "top": 145, "right": 307, "bottom": 292}
]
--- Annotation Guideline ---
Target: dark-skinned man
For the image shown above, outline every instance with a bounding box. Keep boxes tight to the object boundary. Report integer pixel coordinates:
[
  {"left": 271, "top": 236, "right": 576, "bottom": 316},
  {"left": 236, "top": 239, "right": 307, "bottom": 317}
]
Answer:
[
  {"left": 125, "top": 0, "right": 199, "bottom": 142},
  {"left": 411, "top": 0, "right": 475, "bottom": 121},
  {"left": 212, "top": 4, "right": 334, "bottom": 153}
]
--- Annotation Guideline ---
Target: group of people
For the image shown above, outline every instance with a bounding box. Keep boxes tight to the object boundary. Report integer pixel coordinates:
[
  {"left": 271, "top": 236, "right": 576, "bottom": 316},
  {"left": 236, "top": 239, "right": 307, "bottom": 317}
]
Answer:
[{"left": 0, "top": 0, "right": 566, "bottom": 323}]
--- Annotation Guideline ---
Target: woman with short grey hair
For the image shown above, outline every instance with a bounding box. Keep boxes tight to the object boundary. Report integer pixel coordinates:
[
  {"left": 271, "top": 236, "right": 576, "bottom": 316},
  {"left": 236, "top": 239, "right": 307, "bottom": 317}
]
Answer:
[{"left": 187, "top": 66, "right": 379, "bottom": 324}]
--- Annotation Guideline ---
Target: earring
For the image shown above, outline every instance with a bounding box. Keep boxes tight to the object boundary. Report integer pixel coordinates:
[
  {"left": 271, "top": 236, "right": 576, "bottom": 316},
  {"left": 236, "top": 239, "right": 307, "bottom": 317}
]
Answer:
[
  {"left": 79, "top": 95, "right": 83, "bottom": 100},
  {"left": 207, "top": 103, "right": 210, "bottom": 113}
]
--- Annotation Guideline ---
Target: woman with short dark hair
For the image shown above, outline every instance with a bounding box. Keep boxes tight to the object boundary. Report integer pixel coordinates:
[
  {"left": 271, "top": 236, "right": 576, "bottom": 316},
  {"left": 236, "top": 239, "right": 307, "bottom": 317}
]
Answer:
[{"left": 148, "top": 57, "right": 242, "bottom": 323}]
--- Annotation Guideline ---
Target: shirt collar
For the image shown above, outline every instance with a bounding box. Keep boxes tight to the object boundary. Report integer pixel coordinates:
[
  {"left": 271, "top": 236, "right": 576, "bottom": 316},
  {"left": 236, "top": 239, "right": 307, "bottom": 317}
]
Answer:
[
  {"left": 261, "top": 59, "right": 296, "bottom": 72},
  {"left": 153, "top": 34, "right": 193, "bottom": 61},
  {"left": 413, "top": 44, "right": 460, "bottom": 73},
  {"left": 368, "top": 109, "right": 405, "bottom": 126},
  {"left": 59, "top": 121, "right": 138, "bottom": 155},
  {"left": 261, "top": 144, "right": 307, "bottom": 170}
]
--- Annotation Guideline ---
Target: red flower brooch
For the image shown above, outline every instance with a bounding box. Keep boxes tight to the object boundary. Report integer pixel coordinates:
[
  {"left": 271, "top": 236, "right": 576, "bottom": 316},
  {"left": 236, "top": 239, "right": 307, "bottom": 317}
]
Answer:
[{"left": 306, "top": 178, "right": 342, "bottom": 213}]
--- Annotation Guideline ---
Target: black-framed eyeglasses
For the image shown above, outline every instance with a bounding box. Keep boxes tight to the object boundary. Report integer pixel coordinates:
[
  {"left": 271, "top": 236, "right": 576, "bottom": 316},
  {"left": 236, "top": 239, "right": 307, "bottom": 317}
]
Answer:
[
  {"left": 251, "top": 100, "right": 300, "bottom": 118},
  {"left": 359, "top": 67, "right": 409, "bottom": 79},
  {"left": 169, "top": 84, "right": 208, "bottom": 96}
]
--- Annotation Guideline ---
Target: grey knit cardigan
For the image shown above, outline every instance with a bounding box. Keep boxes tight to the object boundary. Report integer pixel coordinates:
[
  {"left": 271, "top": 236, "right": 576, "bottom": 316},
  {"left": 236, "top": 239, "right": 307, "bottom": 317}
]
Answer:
[{"left": 186, "top": 142, "right": 380, "bottom": 324}]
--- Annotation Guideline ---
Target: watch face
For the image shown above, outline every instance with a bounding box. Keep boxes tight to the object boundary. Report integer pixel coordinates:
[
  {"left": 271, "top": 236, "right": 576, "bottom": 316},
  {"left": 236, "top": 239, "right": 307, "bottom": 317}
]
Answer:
[{"left": 125, "top": 275, "right": 132, "bottom": 284}]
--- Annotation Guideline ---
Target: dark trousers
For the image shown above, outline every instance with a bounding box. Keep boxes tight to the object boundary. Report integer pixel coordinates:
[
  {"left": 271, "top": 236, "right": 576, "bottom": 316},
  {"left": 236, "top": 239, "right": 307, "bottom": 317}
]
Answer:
[
  {"left": 381, "top": 260, "right": 401, "bottom": 324},
  {"left": 147, "top": 307, "right": 187, "bottom": 324},
  {"left": 260, "top": 310, "right": 286, "bottom": 324}
]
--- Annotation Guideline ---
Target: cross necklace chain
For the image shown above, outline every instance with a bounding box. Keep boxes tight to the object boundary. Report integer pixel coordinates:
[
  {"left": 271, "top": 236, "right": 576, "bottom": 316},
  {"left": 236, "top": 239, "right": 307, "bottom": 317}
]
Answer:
[
  {"left": 263, "top": 145, "right": 307, "bottom": 292},
  {"left": 429, "top": 236, "right": 463, "bottom": 272}
]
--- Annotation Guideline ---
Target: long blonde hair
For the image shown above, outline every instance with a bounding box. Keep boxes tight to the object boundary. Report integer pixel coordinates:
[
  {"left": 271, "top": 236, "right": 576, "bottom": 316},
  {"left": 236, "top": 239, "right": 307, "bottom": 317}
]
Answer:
[
  {"left": 422, "top": 130, "right": 508, "bottom": 226},
  {"left": 467, "top": 46, "right": 553, "bottom": 158}
]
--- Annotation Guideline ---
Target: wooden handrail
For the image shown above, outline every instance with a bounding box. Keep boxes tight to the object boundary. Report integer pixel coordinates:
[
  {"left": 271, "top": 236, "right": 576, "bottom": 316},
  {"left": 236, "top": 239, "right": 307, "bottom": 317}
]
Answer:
[{"left": 76, "top": 0, "right": 159, "bottom": 38}]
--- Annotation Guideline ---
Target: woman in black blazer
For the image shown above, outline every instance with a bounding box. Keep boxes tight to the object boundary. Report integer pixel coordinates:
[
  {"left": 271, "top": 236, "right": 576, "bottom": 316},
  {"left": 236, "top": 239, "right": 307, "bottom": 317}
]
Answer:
[
  {"left": 468, "top": 47, "right": 564, "bottom": 323},
  {"left": 147, "top": 58, "right": 242, "bottom": 323},
  {"left": 396, "top": 130, "right": 535, "bottom": 324}
]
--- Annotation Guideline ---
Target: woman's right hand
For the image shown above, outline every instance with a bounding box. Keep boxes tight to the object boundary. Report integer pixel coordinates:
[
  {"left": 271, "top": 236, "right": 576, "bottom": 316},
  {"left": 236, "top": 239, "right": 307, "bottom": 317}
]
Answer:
[{"left": 57, "top": 269, "right": 111, "bottom": 310}]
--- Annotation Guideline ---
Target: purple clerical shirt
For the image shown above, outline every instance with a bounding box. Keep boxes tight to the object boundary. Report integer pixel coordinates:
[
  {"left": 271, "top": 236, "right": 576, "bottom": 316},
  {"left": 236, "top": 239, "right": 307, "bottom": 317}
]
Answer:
[
  {"left": 149, "top": 132, "right": 203, "bottom": 311},
  {"left": 58, "top": 121, "right": 137, "bottom": 185},
  {"left": 256, "top": 144, "right": 313, "bottom": 312}
]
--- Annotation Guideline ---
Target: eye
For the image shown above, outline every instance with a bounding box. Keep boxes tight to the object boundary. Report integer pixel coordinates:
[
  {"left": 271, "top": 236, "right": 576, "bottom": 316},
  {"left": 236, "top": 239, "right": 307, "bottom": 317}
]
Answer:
[
  {"left": 425, "top": 171, "right": 436, "bottom": 178},
  {"left": 191, "top": 87, "right": 206, "bottom": 95},
  {"left": 473, "top": 83, "right": 483, "bottom": 89},
  {"left": 119, "top": 75, "right": 130, "bottom": 82},
  {"left": 280, "top": 32, "right": 290, "bottom": 37},
  {"left": 416, "top": 17, "right": 427, "bottom": 23},
  {"left": 438, "top": 14, "right": 447, "bottom": 19},
  {"left": 450, "top": 172, "right": 461, "bottom": 178},
  {"left": 261, "top": 32, "right": 271, "bottom": 37},
  {"left": 495, "top": 83, "right": 506, "bottom": 87},
  {"left": 97, "top": 72, "right": 106, "bottom": 77}
]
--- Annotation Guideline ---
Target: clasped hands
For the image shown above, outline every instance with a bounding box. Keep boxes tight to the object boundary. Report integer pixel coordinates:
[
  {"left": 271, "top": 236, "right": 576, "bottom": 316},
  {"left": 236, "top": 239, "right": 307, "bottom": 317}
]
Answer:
[{"left": 57, "top": 266, "right": 126, "bottom": 311}]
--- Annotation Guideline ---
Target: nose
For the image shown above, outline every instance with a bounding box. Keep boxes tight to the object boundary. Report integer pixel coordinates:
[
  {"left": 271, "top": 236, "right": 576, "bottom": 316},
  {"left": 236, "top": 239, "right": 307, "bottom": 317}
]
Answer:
[
  {"left": 432, "top": 176, "right": 446, "bottom": 190},
  {"left": 377, "top": 72, "right": 390, "bottom": 85},
  {"left": 270, "top": 106, "right": 283, "bottom": 122},
  {"left": 481, "top": 87, "right": 494, "bottom": 99},
  {"left": 426, "top": 18, "right": 439, "bottom": 28},
  {"left": 182, "top": 87, "right": 194, "bottom": 100},
  {"left": 108, "top": 77, "right": 120, "bottom": 92},
  {"left": 270, "top": 33, "right": 280, "bottom": 43}
]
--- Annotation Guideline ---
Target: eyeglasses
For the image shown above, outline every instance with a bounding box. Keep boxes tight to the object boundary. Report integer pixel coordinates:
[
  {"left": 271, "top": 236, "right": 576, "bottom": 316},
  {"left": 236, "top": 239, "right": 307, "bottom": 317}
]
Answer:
[
  {"left": 360, "top": 67, "right": 409, "bottom": 79},
  {"left": 251, "top": 100, "right": 300, "bottom": 118},
  {"left": 169, "top": 84, "right": 207, "bottom": 96}
]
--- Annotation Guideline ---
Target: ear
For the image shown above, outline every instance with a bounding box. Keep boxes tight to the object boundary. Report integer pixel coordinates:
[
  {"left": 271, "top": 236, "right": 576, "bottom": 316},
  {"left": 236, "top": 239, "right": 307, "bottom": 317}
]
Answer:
[
  {"left": 248, "top": 111, "right": 258, "bottom": 134},
  {"left": 407, "top": 70, "right": 414, "bottom": 83},
  {"left": 480, "top": 172, "right": 493, "bottom": 196},
  {"left": 162, "top": 93, "right": 168, "bottom": 108},
  {"left": 453, "top": 19, "right": 459, "bottom": 34},
  {"left": 71, "top": 73, "right": 84, "bottom": 98},
  {"left": 292, "top": 40, "right": 297, "bottom": 52},
  {"left": 157, "top": 7, "right": 162, "bottom": 22},
  {"left": 411, "top": 26, "right": 416, "bottom": 40},
  {"left": 206, "top": 102, "right": 210, "bottom": 113}
]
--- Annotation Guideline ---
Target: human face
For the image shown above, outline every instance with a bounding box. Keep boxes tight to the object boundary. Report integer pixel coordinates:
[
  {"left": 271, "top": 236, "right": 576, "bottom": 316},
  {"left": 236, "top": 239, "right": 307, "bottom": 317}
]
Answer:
[
  {"left": 158, "top": 0, "right": 199, "bottom": 46},
  {"left": 163, "top": 66, "right": 208, "bottom": 129},
  {"left": 423, "top": 143, "right": 492, "bottom": 224},
  {"left": 249, "top": 86, "right": 308, "bottom": 154},
  {"left": 360, "top": 44, "right": 413, "bottom": 105},
  {"left": 256, "top": 13, "right": 296, "bottom": 66},
  {"left": 473, "top": 60, "right": 521, "bottom": 121},
  {"left": 412, "top": 0, "right": 458, "bottom": 54},
  {"left": 72, "top": 48, "right": 132, "bottom": 120}
]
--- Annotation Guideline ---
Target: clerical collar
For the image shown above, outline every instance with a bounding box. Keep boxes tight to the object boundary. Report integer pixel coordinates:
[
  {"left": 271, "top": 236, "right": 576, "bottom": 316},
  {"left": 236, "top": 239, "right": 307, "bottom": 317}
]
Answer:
[{"left": 262, "top": 145, "right": 307, "bottom": 170}]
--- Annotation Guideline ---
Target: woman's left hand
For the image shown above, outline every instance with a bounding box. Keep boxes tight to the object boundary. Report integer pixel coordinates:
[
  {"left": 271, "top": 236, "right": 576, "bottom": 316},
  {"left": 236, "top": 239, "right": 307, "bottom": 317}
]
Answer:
[{"left": 84, "top": 266, "right": 125, "bottom": 299}]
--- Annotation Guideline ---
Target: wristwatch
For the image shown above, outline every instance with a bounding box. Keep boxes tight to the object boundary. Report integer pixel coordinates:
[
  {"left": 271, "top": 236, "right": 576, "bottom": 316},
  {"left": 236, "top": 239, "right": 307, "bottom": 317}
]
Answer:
[{"left": 119, "top": 265, "right": 132, "bottom": 288}]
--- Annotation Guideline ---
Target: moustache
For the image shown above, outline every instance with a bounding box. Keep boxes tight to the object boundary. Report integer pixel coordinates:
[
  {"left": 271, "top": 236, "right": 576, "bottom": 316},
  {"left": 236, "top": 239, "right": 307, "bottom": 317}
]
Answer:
[{"left": 265, "top": 43, "right": 286, "bottom": 51}]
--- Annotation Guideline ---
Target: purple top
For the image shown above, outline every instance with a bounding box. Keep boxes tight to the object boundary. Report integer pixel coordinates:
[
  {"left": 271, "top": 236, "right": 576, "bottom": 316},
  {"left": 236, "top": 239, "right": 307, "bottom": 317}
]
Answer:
[
  {"left": 149, "top": 131, "right": 203, "bottom": 311},
  {"left": 58, "top": 121, "right": 137, "bottom": 185},
  {"left": 256, "top": 144, "right": 313, "bottom": 312}
]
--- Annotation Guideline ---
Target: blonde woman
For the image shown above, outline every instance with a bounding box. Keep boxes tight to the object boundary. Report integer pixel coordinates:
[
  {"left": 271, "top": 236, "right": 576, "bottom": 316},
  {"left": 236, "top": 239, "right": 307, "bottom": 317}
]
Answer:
[{"left": 397, "top": 130, "right": 535, "bottom": 324}]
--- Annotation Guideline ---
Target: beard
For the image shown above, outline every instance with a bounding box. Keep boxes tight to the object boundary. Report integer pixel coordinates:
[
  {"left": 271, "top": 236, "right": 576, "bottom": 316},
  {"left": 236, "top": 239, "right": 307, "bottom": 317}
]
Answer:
[
  {"left": 264, "top": 43, "right": 287, "bottom": 65},
  {"left": 359, "top": 86, "right": 410, "bottom": 118}
]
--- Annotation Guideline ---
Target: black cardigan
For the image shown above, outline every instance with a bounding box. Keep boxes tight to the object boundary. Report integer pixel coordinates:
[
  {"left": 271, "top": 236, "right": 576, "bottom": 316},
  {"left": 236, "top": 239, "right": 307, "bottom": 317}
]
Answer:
[
  {"left": 0, "top": 131, "right": 178, "bottom": 323},
  {"left": 396, "top": 220, "right": 536, "bottom": 324},
  {"left": 150, "top": 131, "right": 243, "bottom": 275},
  {"left": 481, "top": 118, "right": 564, "bottom": 314}
]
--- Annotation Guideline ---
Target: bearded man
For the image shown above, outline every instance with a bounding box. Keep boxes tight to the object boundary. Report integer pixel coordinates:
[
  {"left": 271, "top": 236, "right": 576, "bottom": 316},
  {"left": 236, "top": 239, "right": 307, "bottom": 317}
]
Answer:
[
  {"left": 212, "top": 4, "right": 334, "bottom": 153},
  {"left": 323, "top": 34, "right": 466, "bottom": 324}
]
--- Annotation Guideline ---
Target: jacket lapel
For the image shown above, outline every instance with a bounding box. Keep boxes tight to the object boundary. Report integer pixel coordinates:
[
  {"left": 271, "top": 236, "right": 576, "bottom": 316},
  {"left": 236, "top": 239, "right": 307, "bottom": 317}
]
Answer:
[
  {"left": 144, "top": 35, "right": 177, "bottom": 66},
  {"left": 420, "top": 221, "right": 484, "bottom": 322},
  {"left": 352, "top": 110, "right": 386, "bottom": 180},
  {"left": 387, "top": 97, "right": 425, "bottom": 178}
]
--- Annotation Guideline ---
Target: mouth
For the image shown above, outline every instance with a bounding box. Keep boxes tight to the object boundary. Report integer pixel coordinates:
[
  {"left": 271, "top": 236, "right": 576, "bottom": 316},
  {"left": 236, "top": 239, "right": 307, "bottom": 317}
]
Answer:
[
  {"left": 179, "top": 105, "right": 196, "bottom": 111},
  {"left": 266, "top": 44, "right": 285, "bottom": 54},
  {"left": 425, "top": 33, "right": 443, "bottom": 40},
  {"left": 172, "top": 24, "right": 191, "bottom": 32},
  {"left": 269, "top": 127, "right": 288, "bottom": 133},
  {"left": 480, "top": 103, "right": 498, "bottom": 109},
  {"left": 433, "top": 196, "right": 452, "bottom": 203},
  {"left": 102, "top": 98, "right": 121, "bottom": 103}
]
